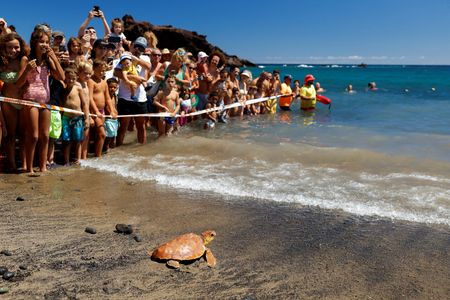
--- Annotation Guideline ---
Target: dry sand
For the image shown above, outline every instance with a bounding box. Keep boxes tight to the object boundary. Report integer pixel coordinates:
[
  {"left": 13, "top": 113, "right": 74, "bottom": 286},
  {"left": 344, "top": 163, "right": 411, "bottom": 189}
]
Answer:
[{"left": 0, "top": 167, "right": 449, "bottom": 299}]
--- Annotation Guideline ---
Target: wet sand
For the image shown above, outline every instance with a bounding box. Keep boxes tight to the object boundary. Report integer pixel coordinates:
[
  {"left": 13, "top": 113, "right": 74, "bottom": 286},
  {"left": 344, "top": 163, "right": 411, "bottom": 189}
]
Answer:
[{"left": 0, "top": 167, "right": 449, "bottom": 299}]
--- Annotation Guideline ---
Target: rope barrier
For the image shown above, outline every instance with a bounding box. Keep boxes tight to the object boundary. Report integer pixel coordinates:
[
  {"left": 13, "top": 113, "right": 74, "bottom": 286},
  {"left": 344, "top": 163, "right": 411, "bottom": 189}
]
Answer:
[
  {"left": 0, "top": 94, "right": 285, "bottom": 119},
  {"left": 0, "top": 96, "right": 98, "bottom": 118}
]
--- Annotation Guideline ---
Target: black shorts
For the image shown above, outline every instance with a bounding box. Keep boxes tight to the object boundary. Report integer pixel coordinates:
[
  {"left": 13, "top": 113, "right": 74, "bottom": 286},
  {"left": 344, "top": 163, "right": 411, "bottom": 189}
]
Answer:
[{"left": 118, "top": 98, "right": 148, "bottom": 116}]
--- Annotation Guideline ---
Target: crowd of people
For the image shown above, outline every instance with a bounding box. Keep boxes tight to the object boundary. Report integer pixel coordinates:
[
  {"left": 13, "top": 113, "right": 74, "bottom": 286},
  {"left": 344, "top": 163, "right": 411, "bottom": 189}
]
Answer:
[{"left": 0, "top": 10, "right": 325, "bottom": 175}]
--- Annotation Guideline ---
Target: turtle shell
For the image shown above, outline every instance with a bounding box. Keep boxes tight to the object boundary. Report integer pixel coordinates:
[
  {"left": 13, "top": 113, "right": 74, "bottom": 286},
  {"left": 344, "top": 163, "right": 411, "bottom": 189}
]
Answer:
[{"left": 151, "top": 233, "right": 206, "bottom": 261}]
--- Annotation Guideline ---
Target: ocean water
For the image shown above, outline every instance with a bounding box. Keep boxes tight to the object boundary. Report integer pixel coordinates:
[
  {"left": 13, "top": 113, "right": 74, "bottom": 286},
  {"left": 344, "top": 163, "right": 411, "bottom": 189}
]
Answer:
[{"left": 82, "top": 65, "right": 450, "bottom": 226}]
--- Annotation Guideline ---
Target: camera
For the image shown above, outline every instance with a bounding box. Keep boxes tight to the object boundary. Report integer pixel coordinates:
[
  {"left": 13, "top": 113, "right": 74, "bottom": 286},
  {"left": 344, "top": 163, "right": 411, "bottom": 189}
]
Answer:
[
  {"left": 108, "top": 36, "right": 121, "bottom": 44},
  {"left": 59, "top": 45, "right": 67, "bottom": 52},
  {"left": 93, "top": 5, "right": 100, "bottom": 17}
]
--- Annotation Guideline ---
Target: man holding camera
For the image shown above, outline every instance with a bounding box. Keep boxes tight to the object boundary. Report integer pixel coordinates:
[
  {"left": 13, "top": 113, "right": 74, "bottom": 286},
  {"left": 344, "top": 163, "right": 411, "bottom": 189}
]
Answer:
[{"left": 77, "top": 6, "right": 111, "bottom": 48}]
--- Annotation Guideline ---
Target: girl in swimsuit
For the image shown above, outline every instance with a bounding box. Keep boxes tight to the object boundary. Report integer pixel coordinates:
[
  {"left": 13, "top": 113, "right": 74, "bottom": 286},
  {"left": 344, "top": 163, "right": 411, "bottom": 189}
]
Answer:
[
  {"left": 22, "top": 26, "right": 64, "bottom": 174},
  {"left": 0, "top": 32, "right": 30, "bottom": 171}
]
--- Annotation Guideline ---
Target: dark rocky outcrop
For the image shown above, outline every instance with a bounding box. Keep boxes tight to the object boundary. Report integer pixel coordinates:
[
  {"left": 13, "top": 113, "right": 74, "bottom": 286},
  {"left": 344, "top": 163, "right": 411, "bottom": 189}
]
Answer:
[{"left": 124, "top": 19, "right": 255, "bottom": 67}]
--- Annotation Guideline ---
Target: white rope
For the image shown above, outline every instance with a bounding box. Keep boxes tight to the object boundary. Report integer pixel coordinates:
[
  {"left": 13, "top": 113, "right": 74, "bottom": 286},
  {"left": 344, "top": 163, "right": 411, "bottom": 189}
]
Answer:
[{"left": 0, "top": 94, "right": 287, "bottom": 119}]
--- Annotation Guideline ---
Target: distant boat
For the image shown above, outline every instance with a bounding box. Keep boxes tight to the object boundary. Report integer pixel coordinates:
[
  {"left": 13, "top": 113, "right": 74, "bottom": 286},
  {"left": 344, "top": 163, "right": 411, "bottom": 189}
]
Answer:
[{"left": 358, "top": 63, "right": 367, "bottom": 68}]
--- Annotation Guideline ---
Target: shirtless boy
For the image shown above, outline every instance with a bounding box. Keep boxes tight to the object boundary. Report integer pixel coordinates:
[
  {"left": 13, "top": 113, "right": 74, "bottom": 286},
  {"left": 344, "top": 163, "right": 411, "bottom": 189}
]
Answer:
[
  {"left": 88, "top": 59, "right": 116, "bottom": 156},
  {"left": 61, "top": 69, "right": 90, "bottom": 165},
  {"left": 77, "top": 62, "right": 94, "bottom": 159},
  {"left": 153, "top": 75, "right": 180, "bottom": 136}
]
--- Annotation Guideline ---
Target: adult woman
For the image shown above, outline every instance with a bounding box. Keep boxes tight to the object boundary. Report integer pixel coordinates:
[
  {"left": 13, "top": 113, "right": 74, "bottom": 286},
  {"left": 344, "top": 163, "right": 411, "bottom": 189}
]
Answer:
[{"left": 163, "top": 48, "right": 190, "bottom": 90}]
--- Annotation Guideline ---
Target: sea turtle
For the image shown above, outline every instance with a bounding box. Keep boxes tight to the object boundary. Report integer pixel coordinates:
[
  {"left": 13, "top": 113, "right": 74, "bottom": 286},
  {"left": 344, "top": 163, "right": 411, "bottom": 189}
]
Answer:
[{"left": 150, "top": 230, "right": 217, "bottom": 269}]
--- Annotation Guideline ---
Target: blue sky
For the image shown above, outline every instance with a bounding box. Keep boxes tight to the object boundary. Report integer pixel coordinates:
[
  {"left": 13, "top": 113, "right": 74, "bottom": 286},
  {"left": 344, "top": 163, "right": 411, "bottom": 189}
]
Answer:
[{"left": 3, "top": 0, "right": 450, "bottom": 64}]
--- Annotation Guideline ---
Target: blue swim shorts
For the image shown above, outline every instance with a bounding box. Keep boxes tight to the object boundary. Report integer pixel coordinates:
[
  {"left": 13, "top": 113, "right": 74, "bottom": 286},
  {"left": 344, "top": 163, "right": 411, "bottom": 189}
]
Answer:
[
  {"left": 104, "top": 118, "right": 119, "bottom": 138},
  {"left": 62, "top": 115, "right": 85, "bottom": 142}
]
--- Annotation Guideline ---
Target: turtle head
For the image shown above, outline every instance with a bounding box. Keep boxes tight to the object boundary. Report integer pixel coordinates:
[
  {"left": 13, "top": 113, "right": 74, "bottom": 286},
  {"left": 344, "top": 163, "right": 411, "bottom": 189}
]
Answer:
[{"left": 201, "top": 230, "right": 216, "bottom": 245}]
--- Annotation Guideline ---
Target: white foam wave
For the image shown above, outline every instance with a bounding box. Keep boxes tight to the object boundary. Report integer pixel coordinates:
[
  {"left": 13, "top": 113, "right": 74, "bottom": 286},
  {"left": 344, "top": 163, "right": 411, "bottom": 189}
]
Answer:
[
  {"left": 82, "top": 154, "right": 450, "bottom": 226},
  {"left": 297, "top": 64, "right": 314, "bottom": 68}
]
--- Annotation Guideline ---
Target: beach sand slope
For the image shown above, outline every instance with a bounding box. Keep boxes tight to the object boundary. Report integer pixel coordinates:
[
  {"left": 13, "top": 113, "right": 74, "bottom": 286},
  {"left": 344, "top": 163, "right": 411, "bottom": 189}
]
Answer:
[{"left": 0, "top": 169, "right": 449, "bottom": 299}]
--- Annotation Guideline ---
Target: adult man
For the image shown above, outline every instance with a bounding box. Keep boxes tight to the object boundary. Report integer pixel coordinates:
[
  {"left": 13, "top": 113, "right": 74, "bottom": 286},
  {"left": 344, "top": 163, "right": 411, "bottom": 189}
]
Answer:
[
  {"left": 77, "top": 8, "right": 111, "bottom": 48},
  {"left": 196, "top": 53, "right": 221, "bottom": 110},
  {"left": 114, "top": 37, "right": 151, "bottom": 145},
  {"left": 300, "top": 74, "right": 317, "bottom": 111},
  {"left": 279, "top": 74, "right": 293, "bottom": 110}
]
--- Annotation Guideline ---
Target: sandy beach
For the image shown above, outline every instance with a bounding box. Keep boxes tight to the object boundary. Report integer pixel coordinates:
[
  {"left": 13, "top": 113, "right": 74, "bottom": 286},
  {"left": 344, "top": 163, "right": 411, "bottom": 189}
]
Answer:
[{"left": 0, "top": 167, "right": 449, "bottom": 299}]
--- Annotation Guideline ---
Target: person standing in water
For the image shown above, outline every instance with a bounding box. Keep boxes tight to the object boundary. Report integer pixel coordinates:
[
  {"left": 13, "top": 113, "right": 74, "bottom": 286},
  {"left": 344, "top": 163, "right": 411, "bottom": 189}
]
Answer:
[{"left": 300, "top": 74, "right": 317, "bottom": 111}]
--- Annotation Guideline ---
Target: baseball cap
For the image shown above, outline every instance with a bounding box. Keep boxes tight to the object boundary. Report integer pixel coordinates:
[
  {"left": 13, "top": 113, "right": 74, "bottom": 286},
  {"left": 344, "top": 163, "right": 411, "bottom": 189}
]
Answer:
[
  {"left": 93, "top": 39, "right": 108, "bottom": 48},
  {"left": 133, "top": 37, "right": 147, "bottom": 48},
  {"left": 52, "top": 31, "right": 64, "bottom": 38},
  {"left": 198, "top": 51, "right": 208, "bottom": 59}
]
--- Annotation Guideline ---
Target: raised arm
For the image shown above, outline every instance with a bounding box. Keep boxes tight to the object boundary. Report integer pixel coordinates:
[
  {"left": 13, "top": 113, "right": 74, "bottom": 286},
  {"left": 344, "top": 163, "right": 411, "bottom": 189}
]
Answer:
[
  {"left": 77, "top": 10, "right": 96, "bottom": 39},
  {"left": 97, "top": 10, "right": 111, "bottom": 38}
]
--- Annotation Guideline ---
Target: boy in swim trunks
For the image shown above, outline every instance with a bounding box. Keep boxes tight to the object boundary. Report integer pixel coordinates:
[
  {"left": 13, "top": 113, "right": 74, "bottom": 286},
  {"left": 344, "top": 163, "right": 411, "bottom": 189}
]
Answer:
[
  {"left": 61, "top": 68, "right": 90, "bottom": 165},
  {"left": 153, "top": 75, "right": 180, "bottom": 136},
  {"left": 88, "top": 59, "right": 116, "bottom": 156}
]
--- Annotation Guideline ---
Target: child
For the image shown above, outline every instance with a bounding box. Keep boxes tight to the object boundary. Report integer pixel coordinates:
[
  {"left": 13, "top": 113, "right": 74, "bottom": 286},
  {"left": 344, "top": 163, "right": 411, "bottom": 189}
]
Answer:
[
  {"left": 104, "top": 77, "right": 119, "bottom": 151},
  {"left": 23, "top": 26, "right": 64, "bottom": 174},
  {"left": 204, "top": 92, "right": 218, "bottom": 129},
  {"left": 119, "top": 54, "right": 146, "bottom": 101},
  {"left": 77, "top": 61, "right": 94, "bottom": 159},
  {"left": 108, "top": 18, "right": 130, "bottom": 48},
  {"left": 61, "top": 68, "right": 90, "bottom": 165},
  {"left": 88, "top": 59, "right": 116, "bottom": 156},
  {"left": 153, "top": 75, "right": 180, "bottom": 136},
  {"left": 0, "top": 32, "right": 29, "bottom": 172}
]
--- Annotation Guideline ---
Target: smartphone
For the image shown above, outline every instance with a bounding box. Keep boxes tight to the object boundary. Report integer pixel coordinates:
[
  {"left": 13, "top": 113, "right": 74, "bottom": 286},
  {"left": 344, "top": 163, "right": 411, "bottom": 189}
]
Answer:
[
  {"left": 108, "top": 36, "right": 121, "bottom": 44},
  {"left": 107, "top": 56, "right": 114, "bottom": 64},
  {"left": 59, "top": 45, "right": 67, "bottom": 52},
  {"left": 93, "top": 5, "right": 100, "bottom": 12}
]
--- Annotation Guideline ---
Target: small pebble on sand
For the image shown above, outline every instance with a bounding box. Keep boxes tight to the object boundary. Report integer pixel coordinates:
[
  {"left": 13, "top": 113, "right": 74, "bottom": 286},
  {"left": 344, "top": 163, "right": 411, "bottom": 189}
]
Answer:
[{"left": 85, "top": 227, "right": 97, "bottom": 234}]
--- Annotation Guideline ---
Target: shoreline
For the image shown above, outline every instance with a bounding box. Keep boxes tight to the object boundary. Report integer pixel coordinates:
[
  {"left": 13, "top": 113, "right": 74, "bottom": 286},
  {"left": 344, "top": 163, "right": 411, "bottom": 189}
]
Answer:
[{"left": 0, "top": 167, "right": 449, "bottom": 299}]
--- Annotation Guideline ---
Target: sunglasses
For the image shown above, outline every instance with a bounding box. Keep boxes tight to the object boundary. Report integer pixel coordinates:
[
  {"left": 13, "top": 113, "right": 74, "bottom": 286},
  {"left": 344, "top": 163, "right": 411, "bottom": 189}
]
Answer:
[{"left": 152, "top": 53, "right": 161, "bottom": 56}]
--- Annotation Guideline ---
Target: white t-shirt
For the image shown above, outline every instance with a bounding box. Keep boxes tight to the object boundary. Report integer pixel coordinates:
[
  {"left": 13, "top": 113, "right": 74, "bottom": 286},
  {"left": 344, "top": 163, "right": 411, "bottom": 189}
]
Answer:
[{"left": 116, "top": 55, "right": 150, "bottom": 102}]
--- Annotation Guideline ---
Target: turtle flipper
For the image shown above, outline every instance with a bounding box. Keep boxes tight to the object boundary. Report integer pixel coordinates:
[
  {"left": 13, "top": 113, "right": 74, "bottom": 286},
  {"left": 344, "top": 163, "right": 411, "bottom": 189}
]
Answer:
[
  {"left": 204, "top": 248, "right": 216, "bottom": 268},
  {"left": 166, "top": 260, "right": 180, "bottom": 269}
]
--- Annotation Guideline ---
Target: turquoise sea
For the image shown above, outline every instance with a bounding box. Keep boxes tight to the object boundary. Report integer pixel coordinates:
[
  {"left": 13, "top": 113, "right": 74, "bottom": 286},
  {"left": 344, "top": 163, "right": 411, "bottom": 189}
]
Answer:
[{"left": 83, "top": 65, "right": 450, "bottom": 226}]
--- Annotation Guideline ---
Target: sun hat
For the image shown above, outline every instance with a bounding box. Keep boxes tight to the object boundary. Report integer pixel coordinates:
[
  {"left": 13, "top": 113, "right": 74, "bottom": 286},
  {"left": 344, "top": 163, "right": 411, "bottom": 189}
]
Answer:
[
  {"left": 133, "top": 36, "right": 147, "bottom": 48},
  {"left": 161, "top": 48, "right": 170, "bottom": 55},
  {"left": 304, "top": 74, "right": 315, "bottom": 83}
]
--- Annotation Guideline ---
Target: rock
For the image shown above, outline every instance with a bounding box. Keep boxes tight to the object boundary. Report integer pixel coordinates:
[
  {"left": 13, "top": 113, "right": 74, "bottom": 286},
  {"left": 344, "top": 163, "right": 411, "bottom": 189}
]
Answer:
[
  {"left": 0, "top": 250, "right": 12, "bottom": 256},
  {"left": 2, "top": 271, "right": 14, "bottom": 281},
  {"left": 19, "top": 265, "right": 27, "bottom": 270},
  {"left": 0, "top": 267, "right": 7, "bottom": 275},
  {"left": 16, "top": 196, "right": 25, "bottom": 201},
  {"left": 115, "top": 224, "right": 133, "bottom": 235},
  {"left": 133, "top": 235, "right": 142, "bottom": 242},
  {"left": 0, "top": 287, "right": 9, "bottom": 294},
  {"left": 123, "top": 17, "right": 255, "bottom": 67},
  {"left": 85, "top": 227, "right": 97, "bottom": 234}
]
